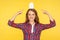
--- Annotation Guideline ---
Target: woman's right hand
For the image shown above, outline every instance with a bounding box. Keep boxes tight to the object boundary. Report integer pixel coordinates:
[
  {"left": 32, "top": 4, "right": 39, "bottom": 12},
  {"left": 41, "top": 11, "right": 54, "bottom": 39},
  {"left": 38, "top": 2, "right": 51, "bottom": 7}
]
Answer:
[
  {"left": 10, "top": 11, "right": 22, "bottom": 21},
  {"left": 16, "top": 11, "right": 22, "bottom": 15}
]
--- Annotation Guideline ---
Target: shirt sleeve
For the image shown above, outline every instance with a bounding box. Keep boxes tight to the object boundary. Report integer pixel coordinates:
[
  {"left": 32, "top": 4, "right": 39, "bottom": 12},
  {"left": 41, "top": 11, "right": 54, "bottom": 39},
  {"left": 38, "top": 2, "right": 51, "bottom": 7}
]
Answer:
[
  {"left": 8, "top": 20, "right": 25, "bottom": 29},
  {"left": 40, "top": 20, "right": 56, "bottom": 30}
]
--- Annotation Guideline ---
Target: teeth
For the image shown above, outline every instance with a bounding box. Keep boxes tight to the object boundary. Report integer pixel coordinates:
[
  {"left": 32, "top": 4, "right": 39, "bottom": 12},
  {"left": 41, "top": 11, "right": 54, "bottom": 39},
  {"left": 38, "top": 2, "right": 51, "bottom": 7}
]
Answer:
[{"left": 29, "top": 2, "right": 34, "bottom": 9}]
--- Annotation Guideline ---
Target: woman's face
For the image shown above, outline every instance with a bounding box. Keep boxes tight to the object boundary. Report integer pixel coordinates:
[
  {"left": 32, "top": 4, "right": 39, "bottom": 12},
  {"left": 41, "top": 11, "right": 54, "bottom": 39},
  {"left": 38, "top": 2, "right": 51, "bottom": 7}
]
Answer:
[{"left": 28, "top": 10, "right": 36, "bottom": 22}]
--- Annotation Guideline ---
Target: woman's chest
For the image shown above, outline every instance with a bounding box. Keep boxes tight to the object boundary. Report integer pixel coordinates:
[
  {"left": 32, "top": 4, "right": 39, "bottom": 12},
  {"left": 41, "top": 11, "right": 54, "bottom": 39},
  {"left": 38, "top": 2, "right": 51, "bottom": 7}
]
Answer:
[{"left": 23, "top": 24, "right": 42, "bottom": 34}]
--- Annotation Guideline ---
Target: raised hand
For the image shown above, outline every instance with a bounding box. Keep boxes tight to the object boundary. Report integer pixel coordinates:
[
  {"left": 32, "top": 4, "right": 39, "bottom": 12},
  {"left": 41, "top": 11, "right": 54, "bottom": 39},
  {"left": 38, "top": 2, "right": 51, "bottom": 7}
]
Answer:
[
  {"left": 16, "top": 11, "right": 22, "bottom": 15},
  {"left": 42, "top": 9, "right": 54, "bottom": 21},
  {"left": 10, "top": 10, "right": 22, "bottom": 21},
  {"left": 42, "top": 9, "right": 49, "bottom": 15}
]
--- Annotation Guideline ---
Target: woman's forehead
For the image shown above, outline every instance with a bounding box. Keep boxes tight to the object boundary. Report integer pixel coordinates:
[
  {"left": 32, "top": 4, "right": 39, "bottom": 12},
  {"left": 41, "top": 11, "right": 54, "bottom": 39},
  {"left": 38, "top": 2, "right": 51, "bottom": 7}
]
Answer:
[{"left": 28, "top": 10, "right": 35, "bottom": 14}]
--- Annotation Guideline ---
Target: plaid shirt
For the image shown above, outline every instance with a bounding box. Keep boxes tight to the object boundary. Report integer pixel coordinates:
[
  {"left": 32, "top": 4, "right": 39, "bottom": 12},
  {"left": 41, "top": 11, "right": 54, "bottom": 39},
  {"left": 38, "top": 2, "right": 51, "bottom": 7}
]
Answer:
[{"left": 8, "top": 20, "right": 56, "bottom": 40}]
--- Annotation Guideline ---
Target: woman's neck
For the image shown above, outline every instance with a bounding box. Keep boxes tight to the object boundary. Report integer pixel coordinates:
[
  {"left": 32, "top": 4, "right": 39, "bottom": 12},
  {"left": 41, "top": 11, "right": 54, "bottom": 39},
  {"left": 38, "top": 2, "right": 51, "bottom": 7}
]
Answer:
[{"left": 29, "top": 21, "right": 35, "bottom": 25}]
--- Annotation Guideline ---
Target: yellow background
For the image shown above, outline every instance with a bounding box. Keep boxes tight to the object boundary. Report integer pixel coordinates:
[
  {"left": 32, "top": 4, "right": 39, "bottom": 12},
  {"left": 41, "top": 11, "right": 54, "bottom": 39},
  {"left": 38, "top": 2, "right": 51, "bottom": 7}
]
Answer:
[{"left": 0, "top": 0, "right": 60, "bottom": 40}]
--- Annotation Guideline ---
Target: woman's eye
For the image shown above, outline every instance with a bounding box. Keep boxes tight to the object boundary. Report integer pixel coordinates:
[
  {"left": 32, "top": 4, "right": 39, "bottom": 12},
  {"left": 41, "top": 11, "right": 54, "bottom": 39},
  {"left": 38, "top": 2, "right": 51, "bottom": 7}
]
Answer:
[
  {"left": 32, "top": 14, "right": 35, "bottom": 15},
  {"left": 28, "top": 14, "right": 31, "bottom": 15}
]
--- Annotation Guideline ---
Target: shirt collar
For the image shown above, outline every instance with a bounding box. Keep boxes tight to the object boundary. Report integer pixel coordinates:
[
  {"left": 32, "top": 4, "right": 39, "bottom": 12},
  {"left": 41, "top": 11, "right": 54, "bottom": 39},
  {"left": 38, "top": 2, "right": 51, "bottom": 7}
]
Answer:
[{"left": 26, "top": 22, "right": 38, "bottom": 26}]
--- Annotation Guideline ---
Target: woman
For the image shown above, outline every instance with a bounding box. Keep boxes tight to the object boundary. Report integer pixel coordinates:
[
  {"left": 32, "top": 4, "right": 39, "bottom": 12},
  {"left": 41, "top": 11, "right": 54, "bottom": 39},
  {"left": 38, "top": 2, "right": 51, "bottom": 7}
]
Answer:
[{"left": 8, "top": 9, "right": 56, "bottom": 40}]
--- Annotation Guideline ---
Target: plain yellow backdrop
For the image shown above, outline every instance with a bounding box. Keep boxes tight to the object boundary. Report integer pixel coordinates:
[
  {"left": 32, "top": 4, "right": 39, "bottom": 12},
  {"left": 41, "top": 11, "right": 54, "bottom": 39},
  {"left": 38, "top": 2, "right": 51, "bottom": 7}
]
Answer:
[{"left": 0, "top": 0, "right": 60, "bottom": 40}]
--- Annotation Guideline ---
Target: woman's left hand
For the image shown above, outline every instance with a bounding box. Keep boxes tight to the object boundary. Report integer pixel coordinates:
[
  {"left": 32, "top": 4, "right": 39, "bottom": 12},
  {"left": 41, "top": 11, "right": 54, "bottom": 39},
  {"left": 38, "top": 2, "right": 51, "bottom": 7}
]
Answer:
[
  {"left": 42, "top": 9, "right": 49, "bottom": 15},
  {"left": 42, "top": 9, "right": 54, "bottom": 21}
]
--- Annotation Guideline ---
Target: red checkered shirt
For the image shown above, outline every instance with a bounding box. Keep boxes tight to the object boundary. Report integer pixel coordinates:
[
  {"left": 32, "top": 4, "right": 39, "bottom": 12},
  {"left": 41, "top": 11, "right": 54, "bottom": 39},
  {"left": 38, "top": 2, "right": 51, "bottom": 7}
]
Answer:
[{"left": 8, "top": 20, "right": 56, "bottom": 40}]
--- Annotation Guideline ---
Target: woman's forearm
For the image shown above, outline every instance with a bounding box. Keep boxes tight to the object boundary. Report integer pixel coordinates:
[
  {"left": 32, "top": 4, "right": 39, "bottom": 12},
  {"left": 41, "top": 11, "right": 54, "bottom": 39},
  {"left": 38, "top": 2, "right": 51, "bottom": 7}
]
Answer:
[
  {"left": 10, "top": 11, "right": 22, "bottom": 21},
  {"left": 42, "top": 10, "right": 54, "bottom": 21},
  {"left": 47, "top": 14, "right": 54, "bottom": 21},
  {"left": 10, "top": 14, "right": 18, "bottom": 21}
]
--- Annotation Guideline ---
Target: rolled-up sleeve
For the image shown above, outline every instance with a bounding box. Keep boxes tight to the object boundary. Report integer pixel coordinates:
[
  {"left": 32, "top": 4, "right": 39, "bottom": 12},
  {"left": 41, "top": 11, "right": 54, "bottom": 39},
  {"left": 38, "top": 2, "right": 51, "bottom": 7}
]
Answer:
[
  {"left": 8, "top": 20, "right": 25, "bottom": 29},
  {"left": 40, "top": 20, "right": 56, "bottom": 30}
]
